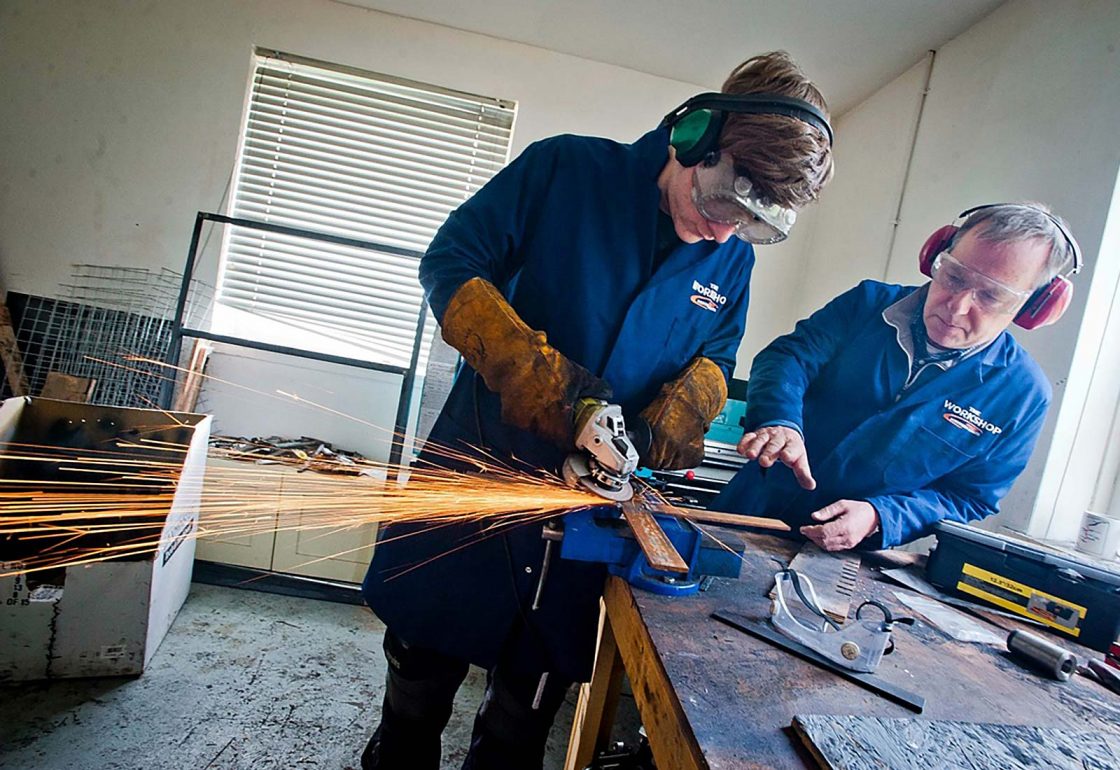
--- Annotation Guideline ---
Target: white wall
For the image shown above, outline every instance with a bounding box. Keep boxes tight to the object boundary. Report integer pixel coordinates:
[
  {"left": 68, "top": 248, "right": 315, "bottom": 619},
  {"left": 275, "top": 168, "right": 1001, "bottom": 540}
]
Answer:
[
  {"left": 0, "top": 0, "right": 834, "bottom": 456},
  {"left": 796, "top": 56, "right": 933, "bottom": 320},
  {"left": 889, "top": 0, "right": 1120, "bottom": 537},
  {"left": 0, "top": 0, "right": 723, "bottom": 457},
  {"left": 777, "top": 0, "right": 1120, "bottom": 538},
  {"left": 0, "top": 0, "right": 711, "bottom": 297},
  {"left": 732, "top": 218, "right": 815, "bottom": 371}
]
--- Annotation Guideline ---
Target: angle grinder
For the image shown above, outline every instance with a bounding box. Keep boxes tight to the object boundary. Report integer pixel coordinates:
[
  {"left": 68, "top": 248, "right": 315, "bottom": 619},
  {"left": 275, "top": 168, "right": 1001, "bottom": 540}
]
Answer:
[{"left": 561, "top": 398, "right": 643, "bottom": 502}]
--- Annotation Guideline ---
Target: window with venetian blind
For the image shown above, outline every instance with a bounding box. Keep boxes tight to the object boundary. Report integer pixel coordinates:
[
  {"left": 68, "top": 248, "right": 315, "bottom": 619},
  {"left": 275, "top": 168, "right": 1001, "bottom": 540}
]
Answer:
[{"left": 215, "top": 50, "right": 517, "bottom": 369}]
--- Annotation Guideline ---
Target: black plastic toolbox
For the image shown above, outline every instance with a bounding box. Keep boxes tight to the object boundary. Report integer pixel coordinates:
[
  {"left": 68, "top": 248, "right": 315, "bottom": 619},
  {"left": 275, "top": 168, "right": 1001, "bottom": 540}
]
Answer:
[{"left": 927, "top": 520, "right": 1120, "bottom": 653}]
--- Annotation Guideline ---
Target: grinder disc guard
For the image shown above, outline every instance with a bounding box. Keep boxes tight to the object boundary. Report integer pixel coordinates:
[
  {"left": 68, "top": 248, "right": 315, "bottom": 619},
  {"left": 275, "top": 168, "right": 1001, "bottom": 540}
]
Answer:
[{"left": 562, "top": 453, "right": 634, "bottom": 502}]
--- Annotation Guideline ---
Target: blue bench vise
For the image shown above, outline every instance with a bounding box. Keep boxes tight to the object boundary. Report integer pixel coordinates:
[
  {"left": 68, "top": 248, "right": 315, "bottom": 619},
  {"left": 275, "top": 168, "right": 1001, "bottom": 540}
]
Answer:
[{"left": 553, "top": 505, "right": 745, "bottom": 596}]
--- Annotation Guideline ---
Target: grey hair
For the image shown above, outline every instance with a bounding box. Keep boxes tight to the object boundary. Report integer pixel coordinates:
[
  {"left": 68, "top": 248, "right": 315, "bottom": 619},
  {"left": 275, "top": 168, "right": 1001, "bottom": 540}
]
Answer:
[{"left": 951, "top": 203, "right": 1077, "bottom": 289}]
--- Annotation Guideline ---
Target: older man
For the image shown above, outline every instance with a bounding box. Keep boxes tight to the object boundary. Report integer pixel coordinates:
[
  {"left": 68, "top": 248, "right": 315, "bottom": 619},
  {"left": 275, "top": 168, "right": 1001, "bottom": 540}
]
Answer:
[{"left": 711, "top": 203, "right": 1081, "bottom": 551}]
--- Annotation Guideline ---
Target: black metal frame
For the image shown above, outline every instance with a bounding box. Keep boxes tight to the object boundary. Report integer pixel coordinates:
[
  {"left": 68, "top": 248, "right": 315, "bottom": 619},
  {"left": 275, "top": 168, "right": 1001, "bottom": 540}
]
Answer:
[{"left": 164, "top": 212, "right": 429, "bottom": 470}]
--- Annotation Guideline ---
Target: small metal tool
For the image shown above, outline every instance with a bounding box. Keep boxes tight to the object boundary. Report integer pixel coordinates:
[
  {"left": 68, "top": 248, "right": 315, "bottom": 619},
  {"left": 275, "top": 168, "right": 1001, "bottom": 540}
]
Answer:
[
  {"left": 712, "top": 609, "right": 925, "bottom": 713},
  {"left": 1084, "top": 658, "right": 1120, "bottom": 695},
  {"left": 771, "top": 568, "right": 906, "bottom": 674},
  {"left": 532, "top": 523, "right": 563, "bottom": 611},
  {"left": 1007, "top": 629, "right": 1077, "bottom": 681}
]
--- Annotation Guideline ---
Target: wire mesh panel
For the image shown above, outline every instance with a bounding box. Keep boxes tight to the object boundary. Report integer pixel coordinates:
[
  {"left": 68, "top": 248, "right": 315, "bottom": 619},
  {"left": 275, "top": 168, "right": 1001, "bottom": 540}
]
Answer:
[{"left": 4, "top": 265, "right": 213, "bottom": 407}]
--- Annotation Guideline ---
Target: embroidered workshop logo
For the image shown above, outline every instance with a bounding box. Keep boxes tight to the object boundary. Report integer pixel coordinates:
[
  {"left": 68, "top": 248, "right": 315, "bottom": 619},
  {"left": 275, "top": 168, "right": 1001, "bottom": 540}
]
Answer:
[
  {"left": 690, "top": 280, "right": 726, "bottom": 313},
  {"left": 942, "top": 400, "right": 1003, "bottom": 436}
]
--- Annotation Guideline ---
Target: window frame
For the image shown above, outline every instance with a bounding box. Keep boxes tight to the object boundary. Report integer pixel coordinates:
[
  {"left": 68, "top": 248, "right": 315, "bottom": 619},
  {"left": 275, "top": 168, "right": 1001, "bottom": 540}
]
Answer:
[{"left": 213, "top": 49, "right": 517, "bottom": 372}]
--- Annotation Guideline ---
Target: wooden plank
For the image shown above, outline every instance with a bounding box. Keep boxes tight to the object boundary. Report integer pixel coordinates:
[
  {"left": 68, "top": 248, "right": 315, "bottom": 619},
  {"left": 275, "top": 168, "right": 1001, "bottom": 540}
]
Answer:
[
  {"left": 564, "top": 600, "right": 624, "bottom": 770},
  {"left": 603, "top": 576, "right": 708, "bottom": 770},
  {"left": 768, "top": 542, "right": 861, "bottom": 621},
  {"left": 0, "top": 302, "right": 29, "bottom": 396},
  {"left": 622, "top": 498, "right": 688, "bottom": 574},
  {"left": 40, "top": 372, "right": 96, "bottom": 402},
  {"left": 792, "top": 713, "right": 1120, "bottom": 770}
]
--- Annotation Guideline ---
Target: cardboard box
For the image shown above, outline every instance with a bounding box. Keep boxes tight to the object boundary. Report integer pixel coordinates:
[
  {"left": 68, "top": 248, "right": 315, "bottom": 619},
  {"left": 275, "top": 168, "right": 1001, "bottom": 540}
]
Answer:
[{"left": 0, "top": 397, "right": 211, "bottom": 680}]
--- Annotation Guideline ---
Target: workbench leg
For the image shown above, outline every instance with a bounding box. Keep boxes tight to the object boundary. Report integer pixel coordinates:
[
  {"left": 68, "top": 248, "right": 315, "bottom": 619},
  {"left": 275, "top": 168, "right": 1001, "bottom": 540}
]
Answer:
[
  {"left": 603, "top": 576, "right": 707, "bottom": 770},
  {"left": 564, "top": 599, "right": 624, "bottom": 770}
]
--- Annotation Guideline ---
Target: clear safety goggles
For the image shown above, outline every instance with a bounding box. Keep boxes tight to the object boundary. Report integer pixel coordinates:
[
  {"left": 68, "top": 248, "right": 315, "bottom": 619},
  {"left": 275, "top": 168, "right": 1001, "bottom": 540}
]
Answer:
[
  {"left": 930, "top": 252, "right": 1032, "bottom": 315},
  {"left": 691, "top": 152, "right": 797, "bottom": 244}
]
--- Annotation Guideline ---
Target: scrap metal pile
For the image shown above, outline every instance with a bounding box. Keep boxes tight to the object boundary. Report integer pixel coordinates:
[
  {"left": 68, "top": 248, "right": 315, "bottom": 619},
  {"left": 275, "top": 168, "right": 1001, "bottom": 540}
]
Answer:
[{"left": 208, "top": 434, "right": 376, "bottom": 475}]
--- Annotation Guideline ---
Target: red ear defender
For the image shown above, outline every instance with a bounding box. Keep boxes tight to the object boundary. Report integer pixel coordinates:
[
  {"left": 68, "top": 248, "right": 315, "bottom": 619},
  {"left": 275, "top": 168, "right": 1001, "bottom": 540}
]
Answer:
[
  {"left": 1014, "top": 275, "right": 1073, "bottom": 329},
  {"left": 922, "top": 204, "right": 1081, "bottom": 330},
  {"left": 919, "top": 225, "right": 959, "bottom": 276}
]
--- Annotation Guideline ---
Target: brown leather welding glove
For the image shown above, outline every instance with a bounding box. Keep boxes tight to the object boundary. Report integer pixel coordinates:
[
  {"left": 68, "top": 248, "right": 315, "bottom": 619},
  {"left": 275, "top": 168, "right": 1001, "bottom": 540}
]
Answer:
[
  {"left": 440, "top": 277, "right": 611, "bottom": 449},
  {"left": 638, "top": 357, "right": 728, "bottom": 470}
]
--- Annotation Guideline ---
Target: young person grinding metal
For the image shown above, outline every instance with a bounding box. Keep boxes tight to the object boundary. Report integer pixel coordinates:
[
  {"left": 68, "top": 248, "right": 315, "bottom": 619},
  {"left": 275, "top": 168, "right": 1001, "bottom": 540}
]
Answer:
[
  {"left": 360, "top": 52, "right": 833, "bottom": 770},
  {"left": 711, "top": 203, "right": 1082, "bottom": 552}
]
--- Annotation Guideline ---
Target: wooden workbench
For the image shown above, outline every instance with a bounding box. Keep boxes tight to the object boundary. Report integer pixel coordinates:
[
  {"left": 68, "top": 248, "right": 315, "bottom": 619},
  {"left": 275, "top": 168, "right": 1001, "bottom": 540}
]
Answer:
[{"left": 564, "top": 531, "right": 1120, "bottom": 770}]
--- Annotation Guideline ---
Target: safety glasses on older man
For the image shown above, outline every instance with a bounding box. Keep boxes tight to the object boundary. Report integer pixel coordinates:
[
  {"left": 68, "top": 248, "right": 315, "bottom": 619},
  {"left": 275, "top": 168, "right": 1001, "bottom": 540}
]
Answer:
[
  {"left": 930, "top": 252, "right": 1033, "bottom": 314},
  {"left": 691, "top": 152, "right": 797, "bottom": 244}
]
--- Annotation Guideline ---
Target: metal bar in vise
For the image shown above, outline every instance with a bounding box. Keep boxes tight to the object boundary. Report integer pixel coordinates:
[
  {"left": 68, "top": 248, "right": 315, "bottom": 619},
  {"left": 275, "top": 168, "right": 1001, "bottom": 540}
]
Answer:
[
  {"left": 653, "top": 506, "right": 792, "bottom": 532},
  {"left": 711, "top": 610, "right": 926, "bottom": 713},
  {"left": 621, "top": 498, "right": 689, "bottom": 574}
]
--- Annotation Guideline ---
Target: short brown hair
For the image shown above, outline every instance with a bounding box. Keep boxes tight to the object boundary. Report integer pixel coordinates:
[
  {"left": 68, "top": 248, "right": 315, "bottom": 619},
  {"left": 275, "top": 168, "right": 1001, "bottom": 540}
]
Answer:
[{"left": 719, "top": 51, "right": 834, "bottom": 208}]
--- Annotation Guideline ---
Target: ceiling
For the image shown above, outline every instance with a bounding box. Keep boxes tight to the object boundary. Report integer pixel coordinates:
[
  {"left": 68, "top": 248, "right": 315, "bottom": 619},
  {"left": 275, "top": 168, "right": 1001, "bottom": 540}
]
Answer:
[{"left": 337, "top": 0, "right": 1005, "bottom": 115}]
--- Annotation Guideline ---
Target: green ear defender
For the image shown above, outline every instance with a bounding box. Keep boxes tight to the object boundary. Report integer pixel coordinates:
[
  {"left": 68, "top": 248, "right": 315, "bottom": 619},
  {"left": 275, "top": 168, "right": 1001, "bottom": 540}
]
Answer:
[
  {"left": 663, "top": 92, "right": 833, "bottom": 168},
  {"left": 668, "top": 109, "right": 726, "bottom": 167}
]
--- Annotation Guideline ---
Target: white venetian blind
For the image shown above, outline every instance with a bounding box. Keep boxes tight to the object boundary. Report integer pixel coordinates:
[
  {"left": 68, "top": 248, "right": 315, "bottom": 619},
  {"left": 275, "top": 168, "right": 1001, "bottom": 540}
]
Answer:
[{"left": 216, "top": 51, "right": 517, "bottom": 369}]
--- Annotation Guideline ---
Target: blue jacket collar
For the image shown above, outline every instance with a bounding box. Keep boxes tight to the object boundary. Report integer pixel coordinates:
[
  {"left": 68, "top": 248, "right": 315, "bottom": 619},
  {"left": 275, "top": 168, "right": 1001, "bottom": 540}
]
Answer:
[{"left": 884, "top": 283, "right": 1015, "bottom": 373}]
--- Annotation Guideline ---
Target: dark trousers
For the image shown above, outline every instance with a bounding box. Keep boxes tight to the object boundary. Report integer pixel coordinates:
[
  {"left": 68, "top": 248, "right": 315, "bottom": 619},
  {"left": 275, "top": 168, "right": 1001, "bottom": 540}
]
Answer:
[{"left": 361, "top": 629, "right": 573, "bottom": 770}]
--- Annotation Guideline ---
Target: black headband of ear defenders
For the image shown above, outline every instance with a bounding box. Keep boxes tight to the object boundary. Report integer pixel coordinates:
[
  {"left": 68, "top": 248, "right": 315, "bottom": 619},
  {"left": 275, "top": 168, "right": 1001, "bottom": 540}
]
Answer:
[{"left": 661, "top": 92, "right": 833, "bottom": 146}]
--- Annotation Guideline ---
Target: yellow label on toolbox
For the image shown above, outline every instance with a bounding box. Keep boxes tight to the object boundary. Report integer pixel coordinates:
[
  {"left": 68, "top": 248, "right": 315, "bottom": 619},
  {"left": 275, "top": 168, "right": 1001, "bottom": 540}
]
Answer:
[{"left": 957, "top": 563, "right": 1087, "bottom": 637}]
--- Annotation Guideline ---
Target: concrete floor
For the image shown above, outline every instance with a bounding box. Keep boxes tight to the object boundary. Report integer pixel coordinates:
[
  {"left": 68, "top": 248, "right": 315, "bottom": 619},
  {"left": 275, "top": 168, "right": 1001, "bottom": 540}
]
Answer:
[{"left": 0, "top": 583, "right": 578, "bottom": 770}]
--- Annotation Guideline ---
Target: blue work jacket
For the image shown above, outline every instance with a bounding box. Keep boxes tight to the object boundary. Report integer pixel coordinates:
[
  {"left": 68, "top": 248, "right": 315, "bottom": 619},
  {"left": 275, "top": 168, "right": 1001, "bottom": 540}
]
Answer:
[
  {"left": 711, "top": 279, "right": 1051, "bottom": 548},
  {"left": 363, "top": 128, "right": 755, "bottom": 681}
]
